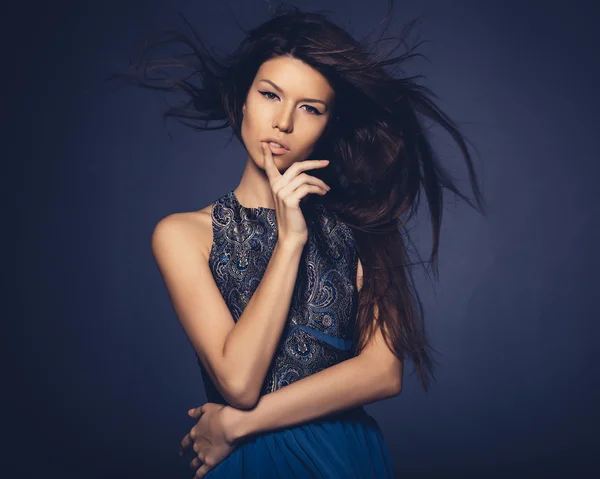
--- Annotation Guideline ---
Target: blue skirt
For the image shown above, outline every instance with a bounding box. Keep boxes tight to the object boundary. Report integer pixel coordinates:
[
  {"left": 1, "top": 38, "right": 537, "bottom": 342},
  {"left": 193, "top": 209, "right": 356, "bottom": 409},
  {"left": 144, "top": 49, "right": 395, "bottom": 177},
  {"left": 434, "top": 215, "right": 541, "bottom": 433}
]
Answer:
[{"left": 206, "top": 407, "right": 395, "bottom": 478}]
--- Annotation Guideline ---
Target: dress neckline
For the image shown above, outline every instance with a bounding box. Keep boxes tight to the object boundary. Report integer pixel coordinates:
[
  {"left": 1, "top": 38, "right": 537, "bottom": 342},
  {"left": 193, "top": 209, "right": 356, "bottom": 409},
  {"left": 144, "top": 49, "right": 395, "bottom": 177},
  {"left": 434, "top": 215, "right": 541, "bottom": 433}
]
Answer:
[{"left": 229, "top": 190, "right": 275, "bottom": 212}]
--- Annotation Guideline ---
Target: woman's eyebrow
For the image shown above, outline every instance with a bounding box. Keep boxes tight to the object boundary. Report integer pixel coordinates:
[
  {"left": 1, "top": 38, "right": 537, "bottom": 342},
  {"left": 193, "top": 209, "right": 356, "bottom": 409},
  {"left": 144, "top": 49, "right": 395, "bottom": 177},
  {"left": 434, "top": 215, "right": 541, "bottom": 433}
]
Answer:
[{"left": 258, "top": 79, "right": 328, "bottom": 109}]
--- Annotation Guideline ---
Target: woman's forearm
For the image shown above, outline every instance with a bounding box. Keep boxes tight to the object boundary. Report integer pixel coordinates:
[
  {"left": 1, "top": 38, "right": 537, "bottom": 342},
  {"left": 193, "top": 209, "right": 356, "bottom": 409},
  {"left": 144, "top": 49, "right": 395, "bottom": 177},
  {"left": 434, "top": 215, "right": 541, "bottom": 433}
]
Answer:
[
  {"left": 223, "top": 240, "right": 304, "bottom": 407},
  {"left": 227, "top": 353, "right": 402, "bottom": 441}
]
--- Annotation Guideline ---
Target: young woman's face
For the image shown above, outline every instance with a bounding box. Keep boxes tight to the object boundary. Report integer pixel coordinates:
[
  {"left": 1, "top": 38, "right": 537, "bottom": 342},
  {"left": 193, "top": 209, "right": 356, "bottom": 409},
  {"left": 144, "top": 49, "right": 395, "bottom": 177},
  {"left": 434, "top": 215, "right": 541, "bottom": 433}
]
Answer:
[{"left": 241, "top": 55, "right": 335, "bottom": 171}]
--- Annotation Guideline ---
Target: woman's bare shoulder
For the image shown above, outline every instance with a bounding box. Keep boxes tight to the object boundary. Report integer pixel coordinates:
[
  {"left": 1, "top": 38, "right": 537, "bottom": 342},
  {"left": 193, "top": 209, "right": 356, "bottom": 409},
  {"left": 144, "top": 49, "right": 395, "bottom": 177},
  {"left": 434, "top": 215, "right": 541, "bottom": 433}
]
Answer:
[{"left": 153, "top": 202, "right": 216, "bottom": 260}]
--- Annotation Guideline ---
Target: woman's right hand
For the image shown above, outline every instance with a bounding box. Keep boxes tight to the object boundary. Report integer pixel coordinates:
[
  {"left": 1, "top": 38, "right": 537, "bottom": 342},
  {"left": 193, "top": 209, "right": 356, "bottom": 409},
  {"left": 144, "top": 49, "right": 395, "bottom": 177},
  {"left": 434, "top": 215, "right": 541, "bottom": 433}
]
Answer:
[{"left": 261, "top": 141, "right": 331, "bottom": 247}]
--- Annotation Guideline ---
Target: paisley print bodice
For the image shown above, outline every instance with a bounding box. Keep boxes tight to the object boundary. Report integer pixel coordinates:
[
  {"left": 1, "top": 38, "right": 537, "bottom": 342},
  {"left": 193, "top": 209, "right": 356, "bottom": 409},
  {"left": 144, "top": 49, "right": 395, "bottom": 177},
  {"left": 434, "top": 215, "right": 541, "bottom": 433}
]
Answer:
[{"left": 197, "top": 190, "right": 359, "bottom": 404}]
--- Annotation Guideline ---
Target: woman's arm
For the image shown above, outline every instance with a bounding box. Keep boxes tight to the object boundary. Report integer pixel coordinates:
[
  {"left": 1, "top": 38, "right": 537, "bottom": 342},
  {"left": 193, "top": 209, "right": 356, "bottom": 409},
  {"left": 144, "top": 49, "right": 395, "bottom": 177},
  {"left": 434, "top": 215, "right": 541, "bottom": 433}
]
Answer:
[
  {"left": 225, "top": 318, "right": 403, "bottom": 442},
  {"left": 152, "top": 215, "right": 305, "bottom": 410}
]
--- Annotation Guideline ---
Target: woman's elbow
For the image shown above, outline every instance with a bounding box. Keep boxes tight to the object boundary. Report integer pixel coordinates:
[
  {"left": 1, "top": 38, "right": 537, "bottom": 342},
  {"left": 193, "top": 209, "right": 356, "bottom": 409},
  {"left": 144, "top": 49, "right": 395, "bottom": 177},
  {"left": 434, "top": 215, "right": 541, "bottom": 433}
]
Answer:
[
  {"left": 227, "top": 394, "right": 259, "bottom": 410},
  {"left": 385, "top": 373, "right": 402, "bottom": 398},
  {"left": 223, "top": 380, "right": 260, "bottom": 410}
]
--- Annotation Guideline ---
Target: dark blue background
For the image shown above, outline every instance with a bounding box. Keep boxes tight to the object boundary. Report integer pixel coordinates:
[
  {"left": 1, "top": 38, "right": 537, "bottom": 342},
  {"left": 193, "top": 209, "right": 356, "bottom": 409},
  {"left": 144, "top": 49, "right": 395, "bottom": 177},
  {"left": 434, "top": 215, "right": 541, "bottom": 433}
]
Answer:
[{"left": 7, "top": 0, "right": 599, "bottom": 477}]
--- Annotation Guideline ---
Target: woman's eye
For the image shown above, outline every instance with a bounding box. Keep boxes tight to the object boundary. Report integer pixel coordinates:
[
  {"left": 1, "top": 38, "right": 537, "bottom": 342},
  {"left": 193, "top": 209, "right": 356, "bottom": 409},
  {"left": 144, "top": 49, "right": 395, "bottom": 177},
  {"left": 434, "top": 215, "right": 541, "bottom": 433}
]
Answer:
[
  {"left": 303, "top": 105, "right": 322, "bottom": 116},
  {"left": 259, "top": 90, "right": 278, "bottom": 100},
  {"left": 259, "top": 90, "right": 322, "bottom": 116}
]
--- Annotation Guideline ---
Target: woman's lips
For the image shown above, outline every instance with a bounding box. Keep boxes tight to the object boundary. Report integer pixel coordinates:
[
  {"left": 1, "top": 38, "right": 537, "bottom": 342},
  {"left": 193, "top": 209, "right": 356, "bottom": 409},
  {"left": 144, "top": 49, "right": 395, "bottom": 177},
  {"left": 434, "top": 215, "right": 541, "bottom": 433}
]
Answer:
[{"left": 265, "top": 142, "right": 289, "bottom": 155}]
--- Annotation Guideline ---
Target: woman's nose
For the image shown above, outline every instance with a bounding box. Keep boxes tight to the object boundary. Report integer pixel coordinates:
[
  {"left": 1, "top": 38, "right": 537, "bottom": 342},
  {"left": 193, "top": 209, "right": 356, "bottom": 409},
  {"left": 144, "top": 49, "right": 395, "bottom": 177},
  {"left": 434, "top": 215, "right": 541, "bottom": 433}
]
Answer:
[{"left": 273, "top": 106, "right": 294, "bottom": 133}]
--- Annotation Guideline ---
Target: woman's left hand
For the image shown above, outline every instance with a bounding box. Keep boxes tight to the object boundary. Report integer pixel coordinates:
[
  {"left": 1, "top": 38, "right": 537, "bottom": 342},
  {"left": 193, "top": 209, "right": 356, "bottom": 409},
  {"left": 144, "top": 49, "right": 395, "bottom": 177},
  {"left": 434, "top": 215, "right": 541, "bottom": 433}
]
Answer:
[{"left": 180, "top": 403, "right": 240, "bottom": 478}]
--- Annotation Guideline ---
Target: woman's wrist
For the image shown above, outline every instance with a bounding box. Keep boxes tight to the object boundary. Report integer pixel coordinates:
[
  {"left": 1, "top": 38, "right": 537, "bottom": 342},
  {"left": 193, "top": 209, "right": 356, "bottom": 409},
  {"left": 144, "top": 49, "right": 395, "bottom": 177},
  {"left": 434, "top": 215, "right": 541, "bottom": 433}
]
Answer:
[
  {"left": 274, "top": 238, "right": 306, "bottom": 256},
  {"left": 222, "top": 406, "right": 253, "bottom": 444}
]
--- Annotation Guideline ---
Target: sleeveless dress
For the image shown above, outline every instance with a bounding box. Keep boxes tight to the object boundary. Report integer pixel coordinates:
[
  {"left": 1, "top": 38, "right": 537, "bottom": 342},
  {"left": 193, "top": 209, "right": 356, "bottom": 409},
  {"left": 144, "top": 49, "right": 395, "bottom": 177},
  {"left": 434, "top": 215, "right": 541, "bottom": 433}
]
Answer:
[{"left": 199, "top": 189, "right": 396, "bottom": 478}]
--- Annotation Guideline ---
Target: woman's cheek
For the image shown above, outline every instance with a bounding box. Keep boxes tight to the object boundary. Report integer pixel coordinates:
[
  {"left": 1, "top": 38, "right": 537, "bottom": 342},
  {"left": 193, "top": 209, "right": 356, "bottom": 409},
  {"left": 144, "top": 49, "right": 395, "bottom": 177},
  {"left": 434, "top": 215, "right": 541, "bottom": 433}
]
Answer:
[{"left": 240, "top": 113, "right": 255, "bottom": 147}]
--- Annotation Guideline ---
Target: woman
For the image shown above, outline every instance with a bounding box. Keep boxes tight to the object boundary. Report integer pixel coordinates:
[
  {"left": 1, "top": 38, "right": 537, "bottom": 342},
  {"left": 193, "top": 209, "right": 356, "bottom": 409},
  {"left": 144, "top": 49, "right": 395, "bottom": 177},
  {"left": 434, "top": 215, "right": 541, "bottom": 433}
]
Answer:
[{"left": 119, "top": 2, "right": 485, "bottom": 477}]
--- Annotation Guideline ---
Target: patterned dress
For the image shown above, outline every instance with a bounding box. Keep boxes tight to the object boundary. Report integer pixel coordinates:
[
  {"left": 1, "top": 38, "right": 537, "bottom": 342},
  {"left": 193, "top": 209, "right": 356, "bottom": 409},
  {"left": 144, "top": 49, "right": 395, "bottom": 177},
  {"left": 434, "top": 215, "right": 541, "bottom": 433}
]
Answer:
[{"left": 199, "top": 189, "right": 395, "bottom": 478}]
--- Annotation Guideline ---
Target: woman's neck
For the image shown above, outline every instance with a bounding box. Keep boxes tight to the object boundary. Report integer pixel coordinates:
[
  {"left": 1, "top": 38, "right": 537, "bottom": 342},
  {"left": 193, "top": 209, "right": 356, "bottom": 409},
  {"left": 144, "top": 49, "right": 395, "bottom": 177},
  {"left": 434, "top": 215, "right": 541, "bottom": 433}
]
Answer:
[{"left": 233, "top": 154, "right": 276, "bottom": 209}]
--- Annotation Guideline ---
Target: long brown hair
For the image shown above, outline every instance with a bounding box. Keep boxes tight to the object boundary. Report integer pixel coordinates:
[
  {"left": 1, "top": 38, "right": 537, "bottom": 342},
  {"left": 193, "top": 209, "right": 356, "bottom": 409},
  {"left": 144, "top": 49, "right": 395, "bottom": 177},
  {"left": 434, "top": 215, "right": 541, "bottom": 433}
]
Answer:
[{"left": 111, "top": 1, "right": 486, "bottom": 391}]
